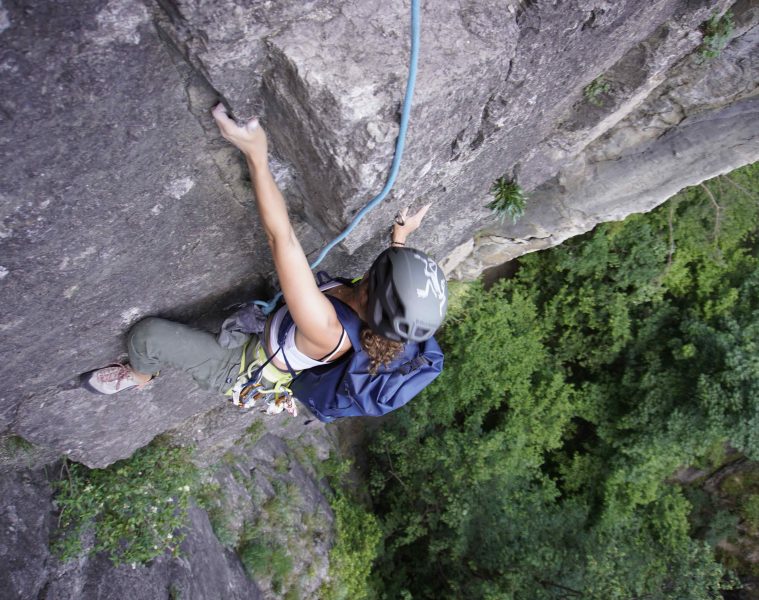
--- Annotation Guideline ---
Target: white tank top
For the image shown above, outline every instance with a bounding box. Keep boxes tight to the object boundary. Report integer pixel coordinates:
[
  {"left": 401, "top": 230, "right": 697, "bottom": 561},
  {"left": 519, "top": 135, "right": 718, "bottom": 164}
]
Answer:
[{"left": 266, "top": 281, "right": 350, "bottom": 371}]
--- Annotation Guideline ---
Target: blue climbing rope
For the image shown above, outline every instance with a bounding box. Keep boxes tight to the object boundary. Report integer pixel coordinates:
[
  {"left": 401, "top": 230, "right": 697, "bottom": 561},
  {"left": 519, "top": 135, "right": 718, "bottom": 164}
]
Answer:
[
  {"left": 310, "top": 0, "right": 421, "bottom": 269},
  {"left": 256, "top": 0, "right": 421, "bottom": 314}
]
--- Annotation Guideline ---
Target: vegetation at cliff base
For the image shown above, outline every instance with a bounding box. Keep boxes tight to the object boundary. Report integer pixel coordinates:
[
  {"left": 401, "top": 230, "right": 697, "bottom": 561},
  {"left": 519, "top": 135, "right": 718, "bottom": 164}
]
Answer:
[
  {"left": 320, "top": 455, "right": 383, "bottom": 600},
  {"left": 364, "top": 163, "right": 758, "bottom": 598},
  {"left": 52, "top": 439, "right": 200, "bottom": 565}
]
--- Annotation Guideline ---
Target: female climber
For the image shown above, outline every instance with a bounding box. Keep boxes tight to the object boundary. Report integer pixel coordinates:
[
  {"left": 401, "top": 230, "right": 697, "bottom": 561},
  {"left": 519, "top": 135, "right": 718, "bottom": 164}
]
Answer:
[{"left": 81, "top": 104, "right": 447, "bottom": 417}]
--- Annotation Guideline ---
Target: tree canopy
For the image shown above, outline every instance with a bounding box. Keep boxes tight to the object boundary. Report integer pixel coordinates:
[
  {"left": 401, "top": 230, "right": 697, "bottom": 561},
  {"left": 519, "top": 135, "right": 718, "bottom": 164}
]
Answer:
[{"left": 365, "top": 164, "right": 758, "bottom": 599}]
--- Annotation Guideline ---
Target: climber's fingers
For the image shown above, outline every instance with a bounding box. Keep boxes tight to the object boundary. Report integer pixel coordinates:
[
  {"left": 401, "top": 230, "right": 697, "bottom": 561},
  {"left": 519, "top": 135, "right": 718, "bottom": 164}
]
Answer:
[
  {"left": 211, "top": 103, "right": 236, "bottom": 137},
  {"left": 405, "top": 203, "right": 431, "bottom": 228},
  {"left": 212, "top": 103, "right": 268, "bottom": 158},
  {"left": 393, "top": 203, "right": 431, "bottom": 237}
]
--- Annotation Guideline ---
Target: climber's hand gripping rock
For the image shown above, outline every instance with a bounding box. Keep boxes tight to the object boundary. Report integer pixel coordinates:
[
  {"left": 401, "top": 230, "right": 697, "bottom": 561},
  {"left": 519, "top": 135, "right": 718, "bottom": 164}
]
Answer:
[
  {"left": 211, "top": 103, "right": 268, "bottom": 165},
  {"left": 392, "top": 203, "right": 431, "bottom": 246}
]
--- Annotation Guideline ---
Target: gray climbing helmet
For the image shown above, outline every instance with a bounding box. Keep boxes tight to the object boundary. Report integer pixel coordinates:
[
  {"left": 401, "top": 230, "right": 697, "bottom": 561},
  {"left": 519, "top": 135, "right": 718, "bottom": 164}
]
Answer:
[{"left": 367, "top": 247, "right": 448, "bottom": 342}]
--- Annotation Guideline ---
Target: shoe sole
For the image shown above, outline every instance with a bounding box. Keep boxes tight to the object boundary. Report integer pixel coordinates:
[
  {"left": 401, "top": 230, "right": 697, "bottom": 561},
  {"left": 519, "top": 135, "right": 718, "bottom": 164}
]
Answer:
[{"left": 79, "top": 370, "right": 137, "bottom": 395}]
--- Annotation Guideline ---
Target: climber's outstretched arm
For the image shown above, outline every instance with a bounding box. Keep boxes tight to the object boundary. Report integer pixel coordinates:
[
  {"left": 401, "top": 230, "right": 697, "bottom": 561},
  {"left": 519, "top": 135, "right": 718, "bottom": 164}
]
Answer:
[{"left": 211, "top": 104, "right": 343, "bottom": 351}]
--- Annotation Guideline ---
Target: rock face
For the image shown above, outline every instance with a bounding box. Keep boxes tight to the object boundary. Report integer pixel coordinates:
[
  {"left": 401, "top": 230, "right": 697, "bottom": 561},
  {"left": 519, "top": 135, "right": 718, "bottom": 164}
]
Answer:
[
  {"left": 0, "top": 466, "right": 265, "bottom": 600},
  {"left": 0, "top": 467, "right": 53, "bottom": 599},
  {"left": 0, "top": 0, "right": 758, "bottom": 597},
  {"left": 445, "top": 0, "right": 759, "bottom": 278},
  {"left": 39, "top": 502, "right": 263, "bottom": 600},
  {"left": 0, "top": 424, "right": 336, "bottom": 600},
  {"left": 1, "top": 0, "right": 757, "bottom": 467}
]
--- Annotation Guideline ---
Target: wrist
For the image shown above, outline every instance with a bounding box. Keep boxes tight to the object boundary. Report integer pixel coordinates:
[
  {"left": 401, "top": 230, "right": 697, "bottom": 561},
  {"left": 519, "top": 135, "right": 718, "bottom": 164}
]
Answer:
[
  {"left": 245, "top": 151, "right": 268, "bottom": 172},
  {"left": 392, "top": 224, "right": 409, "bottom": 241}
]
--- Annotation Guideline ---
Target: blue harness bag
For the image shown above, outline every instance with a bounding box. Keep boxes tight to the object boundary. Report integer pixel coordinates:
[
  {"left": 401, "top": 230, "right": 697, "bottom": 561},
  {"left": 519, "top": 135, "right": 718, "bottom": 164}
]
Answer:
[{"left": 284, "top": 296, "right": 444, "bottom": 423}]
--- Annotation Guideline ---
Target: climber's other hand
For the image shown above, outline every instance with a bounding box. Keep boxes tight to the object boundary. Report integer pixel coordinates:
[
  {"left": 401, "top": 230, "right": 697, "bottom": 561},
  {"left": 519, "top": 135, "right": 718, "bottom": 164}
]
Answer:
[
  {"left": 392, "top": 203, "right": 431, "bottom": 244},
  {"left": 397, "top": 203, "right": 430, "bottom": 231},
  {"left": 212, "top": 103, "right": 268, "bottom": 163}
]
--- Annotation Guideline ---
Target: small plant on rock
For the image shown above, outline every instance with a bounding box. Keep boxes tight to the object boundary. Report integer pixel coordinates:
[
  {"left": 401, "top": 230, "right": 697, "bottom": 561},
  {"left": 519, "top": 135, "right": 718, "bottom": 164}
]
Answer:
[
  {"left": 196, "top": 481, "right": 240, "bottom": 548},
  {"left": 584, "top": 75, "right": 611, "bottom": 107},
  {"left": 1, "top": 434, "right": 34, "bottom": 459},
  {"left": 238, "top": 523, "right": 294, "bottom": 592},
  {"left": 699, "top": 11, "right": 734, "bottom": 59},
  {"left": 52, "top": 439, "right": 200, "bottom": 565},
  {"left": 487, "top": 177, "right": 527, "bottom": 224}
]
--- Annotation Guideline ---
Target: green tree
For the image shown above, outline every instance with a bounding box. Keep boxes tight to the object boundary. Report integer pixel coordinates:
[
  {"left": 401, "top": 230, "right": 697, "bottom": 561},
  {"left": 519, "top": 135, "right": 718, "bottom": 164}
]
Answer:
[{"left": 366, "top": 163, "right": 757, "bottom": 598}]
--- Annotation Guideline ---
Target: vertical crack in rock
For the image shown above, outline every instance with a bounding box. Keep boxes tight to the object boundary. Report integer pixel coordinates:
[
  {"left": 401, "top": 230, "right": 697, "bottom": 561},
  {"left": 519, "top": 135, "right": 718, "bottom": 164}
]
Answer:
[
  {"left": 504, "top": 58, "right": 515, "bottom": 84},
  {"left": 153, "top": 0, "right": 183, "bottom": 31},
  {"left": 151, "top": 0, "right": 215, "bottom": 84},
  {"left": 147, "top": 0, "right": 330, "bottom": 254},
  {"left": 7, "top": 402, "right": 24, "bottom": 438},
  {"left": 149, "top": 13, "right": 250, "bottom": 209}
]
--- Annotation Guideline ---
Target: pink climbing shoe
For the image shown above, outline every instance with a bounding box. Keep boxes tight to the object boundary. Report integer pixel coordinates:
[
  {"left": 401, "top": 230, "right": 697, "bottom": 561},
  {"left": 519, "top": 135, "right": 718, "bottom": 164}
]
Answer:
[{"left": 80, "top": 364, "right": 149, "bottom": 395}]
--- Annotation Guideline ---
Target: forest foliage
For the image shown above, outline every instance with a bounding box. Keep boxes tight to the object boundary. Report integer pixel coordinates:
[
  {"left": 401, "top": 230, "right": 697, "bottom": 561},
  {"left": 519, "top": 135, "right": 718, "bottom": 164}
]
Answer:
[
  {"left": 364, "top": 163, "right": 758, "bottom": 599},
  {"left": 52, "top": 439, "right": 199, "bottom": 565}
]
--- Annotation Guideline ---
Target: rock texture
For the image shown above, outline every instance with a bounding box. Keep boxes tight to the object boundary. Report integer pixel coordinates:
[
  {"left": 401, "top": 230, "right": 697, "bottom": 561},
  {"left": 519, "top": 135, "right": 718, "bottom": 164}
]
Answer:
[
  {"left": 0, "top": 0, "right": 758, "bottom": 597},
  {"left": 444, "top": 0, "right": 759, "bottom": 278},
  {"left": 0, "top": 422, "right": 336, "bottom": 600},
  {"left": 0, "top": 468, "right": 53, "bottom": 599},
  {"left": 1, "top": 0, "right": 757, "bottom": 466},
  {"left": 39, "top": 503, "right": 263, "bottom": 600},
  {"left": 194, "top": 430, "right": 337, "bottom": 599},
  {"left": 446, "top": 94, "right": 759, "bottom": 279}
]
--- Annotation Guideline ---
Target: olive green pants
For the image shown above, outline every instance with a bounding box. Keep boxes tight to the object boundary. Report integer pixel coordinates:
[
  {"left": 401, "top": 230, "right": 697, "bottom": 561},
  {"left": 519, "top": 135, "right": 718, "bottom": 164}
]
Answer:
[{"left": 127, "top": 317, "right": 253, "bottom": 394}]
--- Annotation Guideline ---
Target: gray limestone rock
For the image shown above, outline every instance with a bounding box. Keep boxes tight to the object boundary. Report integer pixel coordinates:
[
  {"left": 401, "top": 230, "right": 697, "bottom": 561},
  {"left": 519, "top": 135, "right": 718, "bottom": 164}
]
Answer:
[
  {"left": 1, "top": 0, "right": 758, "bottom": 594},
  {"left": 15, "top": 369, "right": 217, "bottom": 468},
  {"left": 1, "top": 0, "right": 266, "bottom": 427},
  {"left": 38, "top": 502, "right": 263, "bottom": 600},
  {"left": 445, "top": 5, "right": 759, "bottom": 279},
  {"left": 446, "top": 95, "right": 759, "bottom": 279},
  {"left": 0, "top": 468, "right": 53, "bottom": 600},
  {"left": 195, "top": 431, "right": 336, "bottom": 599},
  {"left": 1, "top": 0, "right": 756, "bottom": 469},
  {"left": 0, "top": 423, "right": 335, "bottom": 599},
  {"left": 99, "top": 505, "right": 260, "bottom": 600},
  {"left": 0, "top": 434, "right": 60, "bottom": 475}
]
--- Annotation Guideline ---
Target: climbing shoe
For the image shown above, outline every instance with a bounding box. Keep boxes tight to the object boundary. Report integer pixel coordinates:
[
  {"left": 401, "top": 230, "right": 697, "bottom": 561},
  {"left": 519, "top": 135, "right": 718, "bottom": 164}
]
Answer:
[{"left": 80, "top": 364, "right": 149, "bottom": 395}]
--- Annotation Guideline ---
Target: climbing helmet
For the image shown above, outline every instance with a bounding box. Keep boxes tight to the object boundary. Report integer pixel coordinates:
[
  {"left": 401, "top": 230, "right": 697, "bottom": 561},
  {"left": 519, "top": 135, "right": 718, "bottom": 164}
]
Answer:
[{"left": 367, "top": 247, "right": 447, "bottom": 342}]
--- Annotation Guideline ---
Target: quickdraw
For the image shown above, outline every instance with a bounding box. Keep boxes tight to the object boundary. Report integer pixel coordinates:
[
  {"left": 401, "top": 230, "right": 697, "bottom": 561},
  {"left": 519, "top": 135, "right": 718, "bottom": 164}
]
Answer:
[{"left": 225, "top": 340, "right": 298, "bottom": 416}]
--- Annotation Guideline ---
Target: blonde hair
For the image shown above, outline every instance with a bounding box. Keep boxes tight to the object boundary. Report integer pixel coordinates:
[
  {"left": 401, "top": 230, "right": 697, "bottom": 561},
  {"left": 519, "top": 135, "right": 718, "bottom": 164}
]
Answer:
[{"left": 360, "top": 327, "right": 403, "bottom": 375}]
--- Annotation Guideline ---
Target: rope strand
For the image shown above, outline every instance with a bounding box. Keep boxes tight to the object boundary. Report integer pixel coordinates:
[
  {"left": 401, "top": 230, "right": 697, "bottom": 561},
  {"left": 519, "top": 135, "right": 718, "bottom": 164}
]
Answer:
[{"left": 256, "top": 0, "right": 421, "bottom": 314}]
